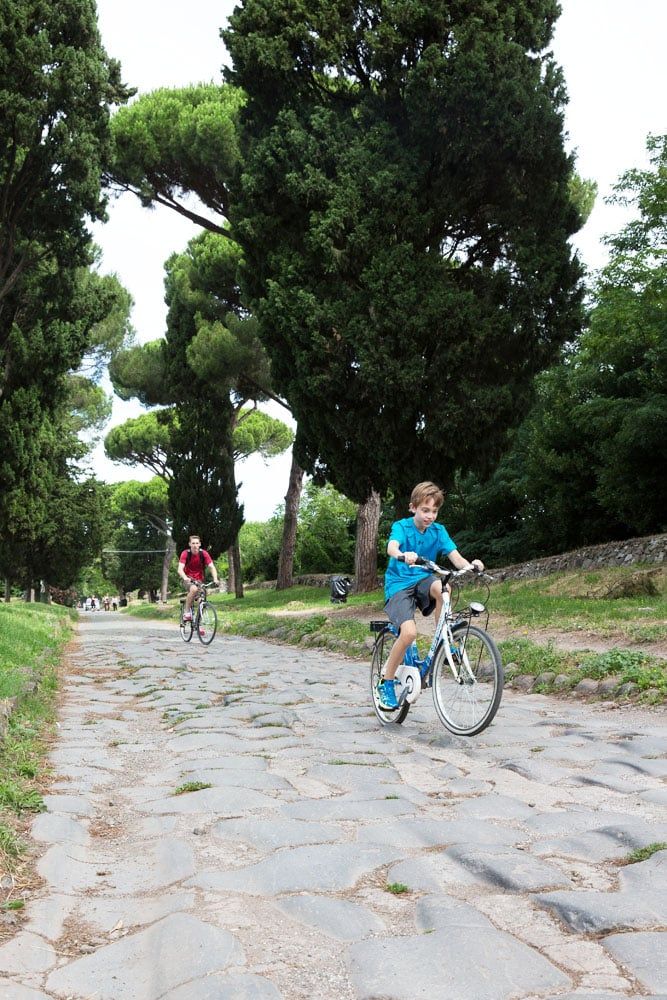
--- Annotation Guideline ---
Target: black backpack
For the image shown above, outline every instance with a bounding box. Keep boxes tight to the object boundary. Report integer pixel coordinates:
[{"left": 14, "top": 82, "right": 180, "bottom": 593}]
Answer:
[{"left": 330, "top": 576, "right": 352, "bottom": 603}]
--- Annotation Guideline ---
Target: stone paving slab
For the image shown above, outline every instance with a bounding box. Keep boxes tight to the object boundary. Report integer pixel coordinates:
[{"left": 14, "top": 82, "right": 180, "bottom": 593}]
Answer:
[
  {"left": 30, "top": 813, "right": 90, "bottom": 847},
  {"left": 543, "top": 993, "right": 666, "bottom": 1000},
  {"left": 136, "top": 786, "right": 280, "bottom": 815},
  {"left": 282, "top": 795, "right": 416, "bottom": 821},
  {"left": 1, "top": 986, "right": 53, "bottom": 1000},
  {"left": 188, "top": 843, "right": 401, "bottom": 895},
  {"left": 212, "top": 817, "right": 344, "bottom": 850},
  {"left": 355, "top": 817, "right": 519, "bottom": 849},
  {"left": 163, "top": 974, "right": 283, "bottom": 999},
  {"left": 0, "top": 931, "right": 57, "bottom": 975},
  {"left": 276, "top": 894, "right": 387, "bottom": 940},
  {"left": 36, "top": 843, "right": 115, "bottom": 895},
  {"left": 602, "top": 931, "right": 667, "bottom": 994},
  {"left": 45, "top": 913, "right": 244, "bottom": 1000},
  {"left": 445, "top": 844, "right": 573, "bottom": 891},
  {"left": 348, "top": 905, "right": 570, "bottom": 999},
  {"left": 531, "top": 820, "right": 667, "bottom": 861},
  {"left": 538, "top": 850, "right": 667, "bottom": 934},
  {"left": 5, "top": 615, "right": 666, "bottom": 1000}
]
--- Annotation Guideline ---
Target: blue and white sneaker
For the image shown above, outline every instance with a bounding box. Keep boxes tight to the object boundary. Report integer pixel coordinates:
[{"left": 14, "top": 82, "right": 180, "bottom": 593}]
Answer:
[{"left": 377, "top": 678, "right": 399, "bottom": 711}]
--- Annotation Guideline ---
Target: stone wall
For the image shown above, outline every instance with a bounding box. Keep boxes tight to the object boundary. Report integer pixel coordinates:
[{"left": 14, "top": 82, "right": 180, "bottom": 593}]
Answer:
[
  {"left": 491, "top": 533, "right": 667, "bottom": 582},
  {"left": 248, "top": 534, "right": 667, "bottom": 591}
]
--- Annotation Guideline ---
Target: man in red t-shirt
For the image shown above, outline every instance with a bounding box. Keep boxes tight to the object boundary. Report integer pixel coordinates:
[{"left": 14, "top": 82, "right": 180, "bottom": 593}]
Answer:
[{"left": 178, "top": 534, "right": 220, "bottom": 621}]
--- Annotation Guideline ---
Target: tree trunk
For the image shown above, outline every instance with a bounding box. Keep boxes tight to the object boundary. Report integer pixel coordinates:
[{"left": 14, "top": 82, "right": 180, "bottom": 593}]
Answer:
[
  {"left": 227, "top": 544, "right": 235, "bottom": 594},
  {"left": 161, "top": 536, "right": 176, "bottom": 603},
  {"left": 276, "top": 452, "right": 304, "bottom": 590},
  {"left": 4, "top": 578, "right": 10, "bottom": 602},
  {"left": 232, "top": 537, "right": 243, "bottom": 598},
  {"left": 354, "top": 489, "right": 382, "bottom": 593}
]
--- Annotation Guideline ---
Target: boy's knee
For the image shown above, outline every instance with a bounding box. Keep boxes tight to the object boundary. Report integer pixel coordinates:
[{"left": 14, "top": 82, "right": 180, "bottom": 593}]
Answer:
[{"left": 399, "top": 620, "right": 417, "bottom": 643}]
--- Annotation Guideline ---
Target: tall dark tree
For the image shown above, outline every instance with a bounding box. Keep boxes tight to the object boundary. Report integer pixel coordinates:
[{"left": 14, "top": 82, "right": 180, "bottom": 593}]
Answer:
[
  {"left": 0, "top": 262, "right": 132, "bottom": 594},
  {"left": 450, "top": 133, "right": 667, "bottom": 561},
  {"left": 223, "top": 1, "right": 585, "bottom": 515},
  {"left": 0, "top": 0, "right": 132, "bottom": 595},
  {"left": 104, "top": 404, "right": 291, "bottom": 596},
  {"left": 110, "top": 230, "right": 294, "bottom": 593},
  {"left": 108, "top": 85, "right": 306, "bottom": 590},
  {"left": 0, "top": 0, "right": 130, "bottom": 327}
]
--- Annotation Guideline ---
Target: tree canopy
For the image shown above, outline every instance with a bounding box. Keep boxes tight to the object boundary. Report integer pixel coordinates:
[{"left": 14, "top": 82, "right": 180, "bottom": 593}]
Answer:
[
  {"left": 449, "top": 133, "right": 667, "bottom": 562},
  {"left": 223, "top": 0, "right": 584, "bottom": 507},
  {"left": 0, "top": 0, "right": 130, "bottom": 315},
  {"left": 109, "top": 83, "right": 244, "bottom": 234}
]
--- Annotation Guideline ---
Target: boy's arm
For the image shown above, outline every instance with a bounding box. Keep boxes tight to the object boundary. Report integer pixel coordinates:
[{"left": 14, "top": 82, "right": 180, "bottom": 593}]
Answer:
[
  {"left": 448, "top": 549, "right": 484, "bottom": 573},
  {"left": 387, "top": 539, "right": 419, "bottom": 565}
]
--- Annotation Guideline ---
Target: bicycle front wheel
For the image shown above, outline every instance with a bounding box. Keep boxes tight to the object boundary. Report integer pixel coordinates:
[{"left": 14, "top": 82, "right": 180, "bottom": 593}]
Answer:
[
  {"left": 431, "top": 623, "right": 503, "bottom": 736},
  {"left": 370, "top": 629, "right": 410, "bottom": 726},
  {"left": 197, "top": 602, "right": 217, "bottom": 645},
  {"left": 179, "top": 613, "right": 193, "bottom": 643}
]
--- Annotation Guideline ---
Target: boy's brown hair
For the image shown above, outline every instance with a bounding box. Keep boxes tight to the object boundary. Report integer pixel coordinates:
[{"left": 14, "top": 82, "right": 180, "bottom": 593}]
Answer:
[{"left": 409, "top": 481, "right": 444, "bottom": 510}]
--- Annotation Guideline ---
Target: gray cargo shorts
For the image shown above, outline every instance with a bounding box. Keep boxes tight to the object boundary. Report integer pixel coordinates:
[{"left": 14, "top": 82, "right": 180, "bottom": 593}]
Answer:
[{"left": 384, "top": 574, "right": 440, "bottom": 629}]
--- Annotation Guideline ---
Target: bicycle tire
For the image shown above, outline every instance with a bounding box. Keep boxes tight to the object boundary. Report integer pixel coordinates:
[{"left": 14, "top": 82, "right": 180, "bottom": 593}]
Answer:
[
  {"left": 431, "top": 623, "right": 503, "bottom": 736},
  {"left": 179, "top": 614, "right": 194, "bottom": 643},
  {"left": 370, "top": 628, "right": 410, "bottom": 725},
  {"left": 197, "top": 602, "right": 217, "bottom": 645}
]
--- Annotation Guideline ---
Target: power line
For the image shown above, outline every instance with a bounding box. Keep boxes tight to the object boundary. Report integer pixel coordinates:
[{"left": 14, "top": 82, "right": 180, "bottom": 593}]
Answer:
[{"left": 102, "top": 549, "right": 169, "bottom": 554}]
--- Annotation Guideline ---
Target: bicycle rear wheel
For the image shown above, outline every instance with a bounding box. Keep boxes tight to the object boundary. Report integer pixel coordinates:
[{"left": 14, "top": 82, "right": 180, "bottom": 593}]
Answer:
[
  {"left": 370, "top": 628, "right": 410, "bottom": 725},
  {"left": 197, "top": 602, "right": 217, "bottom": 645},
  {"left": 431, "top": 623, "right": 503, "bottom": 736}
]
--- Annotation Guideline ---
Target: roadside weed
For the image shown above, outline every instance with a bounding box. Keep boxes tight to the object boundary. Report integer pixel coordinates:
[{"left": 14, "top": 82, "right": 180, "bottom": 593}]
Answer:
[
  {"left": 172, "top": 781, "right": 213, "bottom": 796},
  {"left": 624, "top": 842, "right": 667, "bottom": 865}
]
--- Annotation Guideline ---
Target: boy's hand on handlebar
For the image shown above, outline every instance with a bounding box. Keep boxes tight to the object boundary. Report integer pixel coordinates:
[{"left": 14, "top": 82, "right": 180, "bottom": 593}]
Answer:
[
  {"left": 470, "top": 559, "right": 485, "bottom": 573},
  {"left": 397, "top": 551, "right": 420, "bottom": 566}
]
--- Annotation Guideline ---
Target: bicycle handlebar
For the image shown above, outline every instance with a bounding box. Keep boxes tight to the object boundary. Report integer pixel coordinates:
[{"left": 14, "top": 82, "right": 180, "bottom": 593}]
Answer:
[{"left": 397, "top": 554, "right": 494, "bottom": 582}]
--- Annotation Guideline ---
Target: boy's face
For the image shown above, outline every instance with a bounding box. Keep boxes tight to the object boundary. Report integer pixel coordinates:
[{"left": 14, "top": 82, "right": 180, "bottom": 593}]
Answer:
[
  {"left": 410, "top": 498, "right": 440, "bottom": 531},
  {"left": 189, "top": 537, "right": 201, "bottom": 552}
]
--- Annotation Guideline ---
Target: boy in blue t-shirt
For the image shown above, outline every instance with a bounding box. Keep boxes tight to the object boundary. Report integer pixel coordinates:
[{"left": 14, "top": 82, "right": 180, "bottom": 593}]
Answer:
[{"left": 378, "top": 481, "right": 484, "bottom": 710}]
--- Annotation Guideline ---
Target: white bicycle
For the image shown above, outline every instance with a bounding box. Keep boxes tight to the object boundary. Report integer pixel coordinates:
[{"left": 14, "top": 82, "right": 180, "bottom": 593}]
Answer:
[{"left": 370, "top": 557, "right": 503, "bottom": 735}]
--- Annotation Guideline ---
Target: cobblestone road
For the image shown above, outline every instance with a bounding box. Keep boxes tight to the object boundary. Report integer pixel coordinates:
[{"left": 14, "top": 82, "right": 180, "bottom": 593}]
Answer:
[{"left": 1, "top": 614, "right": 666, "bottom": 1000}]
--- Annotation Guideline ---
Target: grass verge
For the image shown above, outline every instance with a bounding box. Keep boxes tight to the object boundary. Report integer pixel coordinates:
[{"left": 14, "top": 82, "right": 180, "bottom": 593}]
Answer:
[
  {"left": 0, "top": 602, "right": 74, "bottom": 908},
  {"left": 499, "top": 638, "right": 666, "bottom": 702}
]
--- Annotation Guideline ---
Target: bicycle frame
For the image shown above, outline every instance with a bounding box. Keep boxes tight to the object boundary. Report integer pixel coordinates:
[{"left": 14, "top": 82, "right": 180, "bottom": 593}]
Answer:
[{"left": 387, "top": 575, "right": 479, "bottom": 691}]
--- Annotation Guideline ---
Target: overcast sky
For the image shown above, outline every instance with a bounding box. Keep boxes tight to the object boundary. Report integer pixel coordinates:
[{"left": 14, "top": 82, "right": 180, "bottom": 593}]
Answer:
[{"left": 90, "top": 0, "right": 667, "bottom": 520}]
